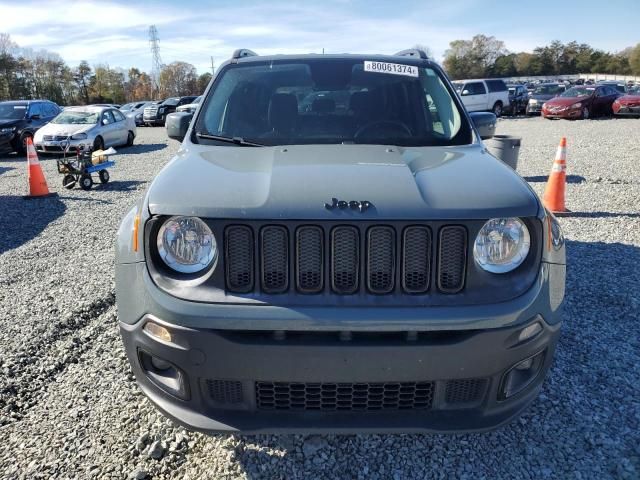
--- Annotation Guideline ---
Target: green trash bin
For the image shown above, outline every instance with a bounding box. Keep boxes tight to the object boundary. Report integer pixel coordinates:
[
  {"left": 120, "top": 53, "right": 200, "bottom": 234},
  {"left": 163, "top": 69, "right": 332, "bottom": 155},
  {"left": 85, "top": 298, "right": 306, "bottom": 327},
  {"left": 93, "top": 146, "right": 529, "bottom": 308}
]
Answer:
[{"left": 486, "top": 135, "right": 521, "bottom": 171}]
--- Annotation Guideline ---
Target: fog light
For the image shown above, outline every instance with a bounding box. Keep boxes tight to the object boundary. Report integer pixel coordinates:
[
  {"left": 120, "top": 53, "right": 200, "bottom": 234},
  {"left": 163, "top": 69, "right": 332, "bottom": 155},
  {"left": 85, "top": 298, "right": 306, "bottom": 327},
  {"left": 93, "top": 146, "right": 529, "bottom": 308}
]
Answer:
[
  {"left": 138, "top": 350, "right": 190, "bottom": 400},
  {"left": 518, "top": 322, "right": 542, "bottom": 343},
  {"left": 151, "top": 356, "right": 172, "bottom": 371},
  {"left": 499, "top": 350, "right": 546, "bottom": 400},
  {"left": 144, "top": 322, "right": 172, "bottom": 343}
]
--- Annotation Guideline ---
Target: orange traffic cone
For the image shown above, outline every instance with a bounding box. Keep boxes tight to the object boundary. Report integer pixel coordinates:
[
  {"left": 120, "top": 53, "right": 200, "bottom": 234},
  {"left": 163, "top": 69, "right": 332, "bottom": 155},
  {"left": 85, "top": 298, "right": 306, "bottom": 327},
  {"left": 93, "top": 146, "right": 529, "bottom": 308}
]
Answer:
[
  {"left": 24, "top": 137, "right": 56, "bottom": 199},
  {"left": 543, "top": 137, "right": 567, "bottom": 213}
]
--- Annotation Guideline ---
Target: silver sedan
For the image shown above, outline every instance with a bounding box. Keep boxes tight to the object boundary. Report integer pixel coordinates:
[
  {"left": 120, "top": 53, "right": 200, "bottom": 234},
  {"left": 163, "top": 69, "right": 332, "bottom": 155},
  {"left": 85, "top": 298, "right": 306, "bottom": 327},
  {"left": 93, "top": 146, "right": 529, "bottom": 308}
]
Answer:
[{"left": 34, "top": 106, "right": 137, "bottom": 153}]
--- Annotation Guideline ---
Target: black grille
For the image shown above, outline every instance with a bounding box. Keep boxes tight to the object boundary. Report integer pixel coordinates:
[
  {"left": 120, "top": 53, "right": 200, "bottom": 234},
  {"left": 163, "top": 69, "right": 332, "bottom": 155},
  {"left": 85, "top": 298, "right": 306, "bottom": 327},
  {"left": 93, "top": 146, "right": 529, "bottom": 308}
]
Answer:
[
  {"left": 296, "top": 226, "right": 324, "bottom": 293},
  {"left": 367, "top": 227, "right": 395, "bottom": 294},
  {"left": 223, "top": 223, "right": 468, "bottom": 296},
  {"left": 256, "top": 381, "right": 434, "bottom": 411},
  {"left": 261, "top": 226, "right": 288, "bottom": 293},
  {"left": 402, "top": 226, "right": 432, "bottom": 293},
  {"left": 437, "top": 226, "right": 467, "bottom": 293},
  {"left": 206, "top": 380, "right": 244, "bottom": 404},
  {"left": 42, "top": 135, "right": 69, "bottom": 141},
  {"left": 445, "top": 379, "right": 487, "bottom": 405},
  {"left": 331, "top": 226, "right": 359, "bottom": 294},
  {"left": 225, "top": 226, "right": 254, "bottom": 293}
]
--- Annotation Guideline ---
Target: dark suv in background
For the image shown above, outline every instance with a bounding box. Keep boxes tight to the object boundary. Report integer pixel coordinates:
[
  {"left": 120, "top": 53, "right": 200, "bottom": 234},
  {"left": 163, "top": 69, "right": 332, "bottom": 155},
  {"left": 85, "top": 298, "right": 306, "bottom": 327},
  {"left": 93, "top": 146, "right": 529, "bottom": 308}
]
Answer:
[
  {"left": 0, "top": 100, "right": 61, "bottom": 154},
  {"left": 143, "top": 96, "right": 197, "bottom": 126}
]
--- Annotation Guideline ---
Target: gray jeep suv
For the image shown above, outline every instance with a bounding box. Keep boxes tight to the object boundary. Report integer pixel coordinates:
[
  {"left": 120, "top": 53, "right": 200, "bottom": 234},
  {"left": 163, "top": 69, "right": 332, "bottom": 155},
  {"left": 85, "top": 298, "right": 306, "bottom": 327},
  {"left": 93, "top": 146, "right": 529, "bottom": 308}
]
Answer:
[{"left": 116, "top": 49, "right": 566, "bottom": 434}]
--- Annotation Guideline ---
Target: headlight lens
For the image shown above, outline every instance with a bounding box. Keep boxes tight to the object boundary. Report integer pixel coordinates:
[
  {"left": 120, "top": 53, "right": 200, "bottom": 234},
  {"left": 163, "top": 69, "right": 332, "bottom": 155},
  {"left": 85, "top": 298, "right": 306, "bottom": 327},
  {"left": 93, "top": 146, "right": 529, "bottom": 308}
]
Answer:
[
  {"left": 71, "top": 132, "right": 87, "bottom": 140},
  {"left": 572, "top": 102, "right": 582, "bottom": 109},
  {"left": 529, "top": 99, "right": 538, "bottom": 105},
  {"left": 157, "top": 216, "right": 217, "bottom": 274},
  {"left": 0, "top": 127, "right": 15, "bottom": 134},
  {"left": 474, "top": 218, "right": 530, "bottom": 273}
]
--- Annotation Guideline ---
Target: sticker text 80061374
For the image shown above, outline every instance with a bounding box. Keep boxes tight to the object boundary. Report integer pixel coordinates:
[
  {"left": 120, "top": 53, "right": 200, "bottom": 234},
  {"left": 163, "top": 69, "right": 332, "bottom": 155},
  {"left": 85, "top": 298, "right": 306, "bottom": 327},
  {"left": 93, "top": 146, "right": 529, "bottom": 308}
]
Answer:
[{"left": 363, "top": 61, "right": 419, "bottom": 78}]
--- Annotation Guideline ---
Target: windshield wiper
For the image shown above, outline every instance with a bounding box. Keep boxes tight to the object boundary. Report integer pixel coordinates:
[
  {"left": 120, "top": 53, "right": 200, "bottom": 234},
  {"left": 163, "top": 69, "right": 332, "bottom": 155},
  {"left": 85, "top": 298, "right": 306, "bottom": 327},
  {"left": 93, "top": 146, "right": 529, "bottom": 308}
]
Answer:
[{"left": 195, "top": 132, "right": 264, "bottom": 147}]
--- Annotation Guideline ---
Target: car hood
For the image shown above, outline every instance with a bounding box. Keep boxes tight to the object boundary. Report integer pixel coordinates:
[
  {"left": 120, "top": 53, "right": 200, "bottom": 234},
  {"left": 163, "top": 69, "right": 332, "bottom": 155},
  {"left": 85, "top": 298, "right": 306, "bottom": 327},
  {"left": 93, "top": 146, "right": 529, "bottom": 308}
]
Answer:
[
  {"left": 148, "top": 143, "right": 539, "bottom": 220},
  {"left": 544, "top": 96, "right": 591, "bottom": 107},
  {"left": 529, "top": 93, "right": 558, "bottom": 101},
  {"left": 617, "top": 94, "right": 640, "bottom": 103},
  {"left": 36, "top": 123, "right": 95, "bottom": 137},
  {"left": 0, "top": 119, "right": 21, "bottom": 128}
]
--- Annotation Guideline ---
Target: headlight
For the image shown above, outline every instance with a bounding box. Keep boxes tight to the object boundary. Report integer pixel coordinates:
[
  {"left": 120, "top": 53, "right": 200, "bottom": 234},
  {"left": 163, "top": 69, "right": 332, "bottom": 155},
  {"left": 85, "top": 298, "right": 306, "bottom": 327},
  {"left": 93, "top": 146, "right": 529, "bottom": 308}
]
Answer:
[
  {"left": 473, "top": 218, "right": 530, "bottom": 273},
  {"left": 157, "top": 216, "right": 217, "bottom": 274},
  {"left": 571, "top": 102, "right": 582, "bottom": 109},
  {"left": 529, "top": 99, "right": 538, "bottom": 105},
  {"left": 158, "top": 107, "right": 165, "bottom": 113},
  {"left": 71, "top": 132, "right": 87, "bottom": 140},
  {"left": 0, "top": 127, "right": 15, "bottom": 134}
]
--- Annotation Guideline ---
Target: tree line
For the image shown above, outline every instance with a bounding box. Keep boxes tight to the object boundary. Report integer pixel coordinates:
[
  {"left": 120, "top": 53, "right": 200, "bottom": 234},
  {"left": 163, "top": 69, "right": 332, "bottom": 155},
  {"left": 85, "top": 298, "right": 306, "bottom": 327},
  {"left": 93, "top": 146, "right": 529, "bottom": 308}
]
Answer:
[
  {"left": 444, "top": 35, "right": 640, "bottom": 80},
  {"left": 0, "top": 33, "right": 212, "bottom": 105}
]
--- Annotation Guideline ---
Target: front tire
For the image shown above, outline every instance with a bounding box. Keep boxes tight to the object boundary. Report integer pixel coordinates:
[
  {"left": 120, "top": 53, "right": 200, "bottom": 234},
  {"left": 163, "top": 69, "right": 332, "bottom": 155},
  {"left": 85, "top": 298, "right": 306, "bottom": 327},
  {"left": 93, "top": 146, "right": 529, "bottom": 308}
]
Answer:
[
  {"left": 99, "top": 170, "right": 109, "bottom": 184},
  {"left": 16, "top": 132, "right": 33, "bottom": 155},
  {"left": 581, "top": 107, "right": 590, "bottom": 120},
  {"left": 62, "top": 174, "right": 76, "bottom": 189},
  {"left": 93, "top": 136, "right": 104, "bottom": 151},
  {"left": 492, "top": 102, "right": 503, "bottom": 117},
  {"left": 79, "top": 174, "right": 93, "bottom": 190},
  {"left": 126, "top": 131, "right": 134, "bottom": 147}
]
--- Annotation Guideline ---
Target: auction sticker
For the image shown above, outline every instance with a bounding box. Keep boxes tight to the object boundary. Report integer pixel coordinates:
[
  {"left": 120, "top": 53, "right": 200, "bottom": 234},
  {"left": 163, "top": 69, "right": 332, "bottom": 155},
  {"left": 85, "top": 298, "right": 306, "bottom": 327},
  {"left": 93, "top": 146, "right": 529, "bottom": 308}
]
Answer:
[{"left": 364, "top": 61, "right": 418, "bottom": 77}]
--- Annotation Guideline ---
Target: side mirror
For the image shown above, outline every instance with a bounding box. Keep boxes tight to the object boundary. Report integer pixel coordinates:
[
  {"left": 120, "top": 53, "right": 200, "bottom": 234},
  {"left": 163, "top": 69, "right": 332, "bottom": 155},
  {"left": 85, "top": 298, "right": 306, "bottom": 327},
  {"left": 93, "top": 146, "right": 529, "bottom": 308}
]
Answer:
[
  {"left": 166, "top": 112, "right": 193, "bottom": 141},
  {"left": 469, "top": 111, "right": 496, "bottom": 140},
  {"left": 461, "top": 89, "right": 470, "bottom": 96},
  {"left": 30, "top": 114, "right": 41, "bottom": 120}
]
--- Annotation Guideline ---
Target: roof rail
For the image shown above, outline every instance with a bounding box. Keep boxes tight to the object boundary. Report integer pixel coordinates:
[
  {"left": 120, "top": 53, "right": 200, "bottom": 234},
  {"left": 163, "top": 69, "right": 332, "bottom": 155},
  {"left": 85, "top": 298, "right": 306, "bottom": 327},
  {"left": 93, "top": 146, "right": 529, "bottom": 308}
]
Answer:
[
  {"left": 231, "top": 49, "right": 258, "bottom": 60},
  {"left": 394, "top": 48, "right": 429, "bottom": 60}
]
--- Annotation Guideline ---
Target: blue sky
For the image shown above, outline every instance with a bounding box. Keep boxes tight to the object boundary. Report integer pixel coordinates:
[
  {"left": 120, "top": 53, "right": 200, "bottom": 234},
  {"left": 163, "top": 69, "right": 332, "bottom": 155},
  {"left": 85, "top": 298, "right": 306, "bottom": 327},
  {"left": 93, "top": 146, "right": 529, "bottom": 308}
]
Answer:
[{"left": 2, "top": 0, "right": 638, "bottom": 74}]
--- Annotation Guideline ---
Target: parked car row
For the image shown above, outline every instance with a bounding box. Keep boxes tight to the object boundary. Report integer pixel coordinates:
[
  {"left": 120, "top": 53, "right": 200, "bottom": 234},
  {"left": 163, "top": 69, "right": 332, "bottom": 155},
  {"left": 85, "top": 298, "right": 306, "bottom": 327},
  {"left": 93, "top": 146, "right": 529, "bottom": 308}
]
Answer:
[
  {"left": 453, "top": 79, "right": 510, "bottom": 117},
  {"left": 143, "top": 96, "right": 197, "bottom": 126}
]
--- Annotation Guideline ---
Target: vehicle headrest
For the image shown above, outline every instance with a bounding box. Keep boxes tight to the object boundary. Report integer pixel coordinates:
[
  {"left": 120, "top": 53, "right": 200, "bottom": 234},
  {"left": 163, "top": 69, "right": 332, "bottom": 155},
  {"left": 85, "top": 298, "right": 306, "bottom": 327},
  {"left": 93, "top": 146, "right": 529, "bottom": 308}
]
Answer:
[{"left": 268, "top": 93, "right": 298, "bottom": 133}]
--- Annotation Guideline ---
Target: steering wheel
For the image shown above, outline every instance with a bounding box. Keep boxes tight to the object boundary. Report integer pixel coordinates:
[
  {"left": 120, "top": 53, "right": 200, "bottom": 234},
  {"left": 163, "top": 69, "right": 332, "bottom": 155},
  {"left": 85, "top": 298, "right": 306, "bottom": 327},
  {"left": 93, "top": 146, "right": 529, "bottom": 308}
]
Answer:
[{"left": 354, "top": 120, "right": 412, "bottom": 141}]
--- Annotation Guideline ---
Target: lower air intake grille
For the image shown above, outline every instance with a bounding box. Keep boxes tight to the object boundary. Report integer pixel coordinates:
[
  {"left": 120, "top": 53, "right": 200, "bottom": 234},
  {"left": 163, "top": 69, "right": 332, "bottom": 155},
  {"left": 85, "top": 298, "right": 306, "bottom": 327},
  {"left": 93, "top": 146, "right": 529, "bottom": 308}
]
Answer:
[
  {"left": 207, "top": 380, "right": 244, "bottom": 404},
  {"left": 438, "top": 226, "right": 467, "bottom": 293},
  {"left": 225, "top": 226, "right": 254, "bottom": 293},
  {"left": 445, "top": 379, "right": 487, "bottom": 405},
  {"left": 256, "top": 381, "right": 434, "bottom": 411}
]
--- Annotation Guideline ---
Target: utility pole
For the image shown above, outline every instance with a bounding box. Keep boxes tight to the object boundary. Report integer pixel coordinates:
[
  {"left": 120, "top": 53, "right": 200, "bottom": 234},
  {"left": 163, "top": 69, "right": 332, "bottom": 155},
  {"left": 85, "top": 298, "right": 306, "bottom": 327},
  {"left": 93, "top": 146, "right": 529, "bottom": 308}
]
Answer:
[
  {"left": 149, "top": 25, "right": 163, "bottom": 100},
  {"left": 211, "top": 56, "right": 215, "bottom": 75}
]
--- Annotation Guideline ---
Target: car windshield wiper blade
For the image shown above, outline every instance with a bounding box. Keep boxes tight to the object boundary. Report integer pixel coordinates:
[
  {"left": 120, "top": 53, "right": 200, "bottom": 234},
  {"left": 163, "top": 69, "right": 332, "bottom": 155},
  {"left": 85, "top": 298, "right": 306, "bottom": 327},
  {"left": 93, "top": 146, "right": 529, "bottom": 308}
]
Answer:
[{"left": 195, "top": 132, "right": 264, "bottom": 146}]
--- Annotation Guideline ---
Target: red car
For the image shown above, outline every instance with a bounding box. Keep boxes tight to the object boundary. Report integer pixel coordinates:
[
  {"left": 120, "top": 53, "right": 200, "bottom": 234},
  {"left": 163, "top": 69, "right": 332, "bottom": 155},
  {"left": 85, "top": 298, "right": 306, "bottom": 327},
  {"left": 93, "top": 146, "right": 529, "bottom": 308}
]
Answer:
[
  {"left": 613, "top": 87, "right": 640, "bottom": 117},
  {"left": 542, "top": 85, "right": 620, "bottom": 119}
]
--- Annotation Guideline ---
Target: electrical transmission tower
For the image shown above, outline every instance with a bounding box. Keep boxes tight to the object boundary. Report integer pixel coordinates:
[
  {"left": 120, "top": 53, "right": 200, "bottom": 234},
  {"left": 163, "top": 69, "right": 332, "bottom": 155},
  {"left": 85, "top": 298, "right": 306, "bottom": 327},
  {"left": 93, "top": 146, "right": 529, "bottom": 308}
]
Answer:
[{"left": 149, "top": 25, "right": 163, "bottom": 99}]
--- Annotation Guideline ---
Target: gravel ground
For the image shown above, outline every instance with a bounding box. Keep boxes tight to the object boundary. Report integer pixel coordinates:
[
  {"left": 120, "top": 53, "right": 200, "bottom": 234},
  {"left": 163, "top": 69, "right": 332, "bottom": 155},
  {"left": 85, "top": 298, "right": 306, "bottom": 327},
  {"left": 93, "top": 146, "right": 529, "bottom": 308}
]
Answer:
[{"left": 0, "top": 118, "right": 638, "bottom": 479}]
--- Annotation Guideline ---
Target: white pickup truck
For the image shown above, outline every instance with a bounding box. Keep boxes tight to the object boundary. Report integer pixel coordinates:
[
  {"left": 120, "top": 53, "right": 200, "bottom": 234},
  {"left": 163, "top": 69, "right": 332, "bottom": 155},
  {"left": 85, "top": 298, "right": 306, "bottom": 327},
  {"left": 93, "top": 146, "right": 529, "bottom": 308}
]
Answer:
[{"left": 453, "top": 79, "right": 510, "bottom": 117}]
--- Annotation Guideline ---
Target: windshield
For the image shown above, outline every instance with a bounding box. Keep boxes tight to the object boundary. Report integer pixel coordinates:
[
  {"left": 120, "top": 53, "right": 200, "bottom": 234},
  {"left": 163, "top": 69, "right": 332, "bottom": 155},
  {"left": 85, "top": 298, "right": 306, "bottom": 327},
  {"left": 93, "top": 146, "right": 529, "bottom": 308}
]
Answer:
[
  {"left": 193, "top": 96, "right": 202, "bottom": 104},
  {"left": 162, "top": 98, "right": 180, "bottom": 106},
  {"left": 52, "top": 110, "right": 100, "bottom": 124},
  {"left": 534, "top": 85, "right": 564, "bottom": 95},
  {"left": 0, "top": 103, "right": 27, "bottom": 120},
  {"left": 196, "top": 59, "right": 469, "bottom": 147},
  {"left": 120, "top": 103, "right": 134, "bottom": 111},
  {"left": 561, "top": 87, "right": 594, "bottom": 98}
]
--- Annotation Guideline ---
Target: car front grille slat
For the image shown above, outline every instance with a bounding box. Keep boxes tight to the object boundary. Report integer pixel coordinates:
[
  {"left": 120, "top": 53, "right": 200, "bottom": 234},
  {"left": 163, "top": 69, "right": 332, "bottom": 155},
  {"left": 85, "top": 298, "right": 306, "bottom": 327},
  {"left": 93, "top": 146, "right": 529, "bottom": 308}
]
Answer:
[
  {"left": 223, "top": 223, "right": 469, "bottom": 296},
  {"left": 331, "top": 226, "right": 360, "bottom": 294},
  {"left": 225, "top": 225, "right": 254, "bottom": 293},
  {"left": 367, "top": 226, "right": 395, "bottom": 294},
  {"left": 402, "top": 226, "right": 432, "bottom": 293},
  {"left": 256, "top": 381, "right": 434, "bottom": 411},
  {"left": 437, "top": 226, "right": 467, "bottom": 293},
  {"left": 296, "top": 226, "right": 324, "bottom": 293}
]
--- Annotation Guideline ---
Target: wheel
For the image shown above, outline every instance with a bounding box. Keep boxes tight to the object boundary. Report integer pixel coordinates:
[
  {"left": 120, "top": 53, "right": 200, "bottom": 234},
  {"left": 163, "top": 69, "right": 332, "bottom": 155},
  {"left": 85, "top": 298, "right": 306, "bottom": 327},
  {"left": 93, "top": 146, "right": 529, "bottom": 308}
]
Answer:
[
  {"left": 99, "top": 169, "right": 110, "bottom": 184},
  {"left": 62, "top": 174, "right": 76, "bottom": 189},
  {"left": 581, "top": 107, "right": 590, "bottom": 120},
  {"left": 126, "top": 131, "right": 134, "bottom": 147},
  {"left": 492, "top": 102, "right": 503, "bottom": 117},
  {"left": 16, "top": 132, "right": 33, "bottom": 155},
  {"left": 161, "top": 115, "right": 167, "bottom": 127},
  {"left": 79, "top": 174, "right": 93, "bottom": 190},
  {"left": 93, "top": 136, "right": 104, "bottom": 151}
]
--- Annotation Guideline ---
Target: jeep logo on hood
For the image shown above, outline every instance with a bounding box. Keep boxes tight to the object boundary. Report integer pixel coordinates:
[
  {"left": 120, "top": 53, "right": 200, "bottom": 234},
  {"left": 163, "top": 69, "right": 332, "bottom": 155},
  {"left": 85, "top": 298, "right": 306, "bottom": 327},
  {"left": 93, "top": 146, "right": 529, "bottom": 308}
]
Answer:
[{"left": 324, "top": 197, "right": 372, "bottom": 213}]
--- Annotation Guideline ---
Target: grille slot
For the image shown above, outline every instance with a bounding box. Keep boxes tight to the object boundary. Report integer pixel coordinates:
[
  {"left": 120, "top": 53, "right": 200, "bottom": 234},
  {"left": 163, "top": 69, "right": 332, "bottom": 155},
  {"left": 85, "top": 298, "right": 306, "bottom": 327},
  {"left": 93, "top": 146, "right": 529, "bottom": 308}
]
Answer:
[
  {"left": 445, "top": 379, "right": 487, "bottom": 405},
  {"left": 367, "top": 227, "right": 395, "bottom": 294},
  {"left": 206, "top": 380, "right": 244, "bottom": 404},
  {"left": 402, "top": 226, "right": 432, "bottom": 293},
  {"left": 296, "top": 226, "right": 324, "bottom": 293},
  {"left": 256, "top": 381, "right": 434, "bottom": 411},
  {"left": 225, "top": 226, "right": 254, "bottom": 293},
  {"left": 331, "top": 226, "right": 360, "bottom": 294},
  {"left": 261, "top": 226, "right": 289, "bottom": 293},
  {"left": 437, "top": 226, "right": 467, "bottom": 293}
]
